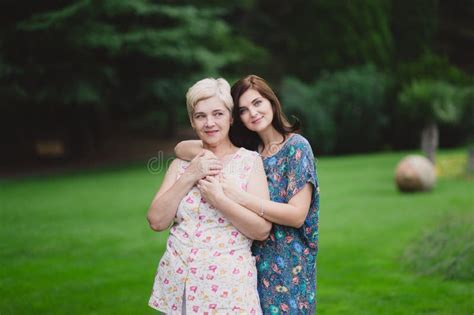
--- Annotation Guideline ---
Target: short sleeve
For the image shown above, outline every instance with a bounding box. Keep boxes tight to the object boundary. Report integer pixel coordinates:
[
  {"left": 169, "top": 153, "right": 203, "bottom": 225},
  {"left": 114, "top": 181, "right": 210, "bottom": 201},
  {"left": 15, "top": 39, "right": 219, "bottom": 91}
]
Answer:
[{"left": 286, "top": 136, "right": 318, "bottom": 201}]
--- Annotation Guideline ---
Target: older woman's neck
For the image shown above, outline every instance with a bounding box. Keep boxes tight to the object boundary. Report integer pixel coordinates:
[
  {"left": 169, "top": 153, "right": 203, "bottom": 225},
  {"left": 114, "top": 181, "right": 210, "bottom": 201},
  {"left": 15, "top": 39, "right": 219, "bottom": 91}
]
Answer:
[{"left": 202, "top": 139, "right": 237, "bottom": 158}]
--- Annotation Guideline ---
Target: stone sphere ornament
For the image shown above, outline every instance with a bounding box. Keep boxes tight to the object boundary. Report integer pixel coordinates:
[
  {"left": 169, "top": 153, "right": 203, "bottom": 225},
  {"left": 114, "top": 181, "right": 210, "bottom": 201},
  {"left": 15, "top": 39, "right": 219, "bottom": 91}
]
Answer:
[{"left": 395, "top": 155, "right": 436, "bottom": 192}]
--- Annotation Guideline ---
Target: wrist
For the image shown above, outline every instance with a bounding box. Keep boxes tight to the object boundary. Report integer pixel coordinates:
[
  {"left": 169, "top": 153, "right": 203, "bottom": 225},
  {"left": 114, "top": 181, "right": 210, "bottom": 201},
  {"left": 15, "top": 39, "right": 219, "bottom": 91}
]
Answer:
[{"left": 215, "top": 194, "right": 230, "bottom": 209}]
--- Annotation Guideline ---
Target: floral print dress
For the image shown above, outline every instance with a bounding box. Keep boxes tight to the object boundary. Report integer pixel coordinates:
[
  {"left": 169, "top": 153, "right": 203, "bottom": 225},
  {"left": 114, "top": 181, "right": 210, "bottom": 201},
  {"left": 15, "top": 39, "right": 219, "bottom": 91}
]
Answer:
[
  {"left": 149, "top": 148, "right": 262, "bottom": 314},
  {"left": 252, "top": 134, "right": 320, "bottom": 314}
]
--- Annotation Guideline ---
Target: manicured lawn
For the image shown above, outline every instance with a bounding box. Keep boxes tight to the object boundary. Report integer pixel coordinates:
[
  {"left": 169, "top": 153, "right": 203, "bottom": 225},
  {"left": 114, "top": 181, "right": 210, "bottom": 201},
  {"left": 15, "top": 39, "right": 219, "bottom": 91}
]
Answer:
[{"left": 0, "top": 150, "right": 472, "bottom": 314}]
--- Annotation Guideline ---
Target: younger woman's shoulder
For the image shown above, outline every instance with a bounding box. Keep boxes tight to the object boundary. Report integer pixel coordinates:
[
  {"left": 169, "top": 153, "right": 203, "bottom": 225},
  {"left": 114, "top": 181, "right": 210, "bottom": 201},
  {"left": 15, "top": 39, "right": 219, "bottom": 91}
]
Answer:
[{"left": 288, "top": 133, "right": 313, "bottom": 153}]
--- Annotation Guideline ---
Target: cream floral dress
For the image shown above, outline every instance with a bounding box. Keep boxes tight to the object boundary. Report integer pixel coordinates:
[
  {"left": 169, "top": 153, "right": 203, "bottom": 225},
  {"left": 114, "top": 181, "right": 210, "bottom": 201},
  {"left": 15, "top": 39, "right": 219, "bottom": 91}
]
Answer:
[{"left": 149, "top": 148, "right": 262, "bottom": 314}]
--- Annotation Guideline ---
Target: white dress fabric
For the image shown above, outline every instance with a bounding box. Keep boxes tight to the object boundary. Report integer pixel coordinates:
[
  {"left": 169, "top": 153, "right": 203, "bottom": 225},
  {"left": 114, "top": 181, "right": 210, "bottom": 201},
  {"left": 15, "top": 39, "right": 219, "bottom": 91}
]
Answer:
[{"left": 149, "top": 148, "right": 262, "bottom": 314}]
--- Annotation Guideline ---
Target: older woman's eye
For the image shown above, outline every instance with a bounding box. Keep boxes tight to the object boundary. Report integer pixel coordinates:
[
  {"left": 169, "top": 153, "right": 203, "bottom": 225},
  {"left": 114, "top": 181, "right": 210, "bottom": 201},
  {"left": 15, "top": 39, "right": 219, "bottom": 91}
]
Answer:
[{"left": 254, "top": 100, "right": 262, "bottom": 106}]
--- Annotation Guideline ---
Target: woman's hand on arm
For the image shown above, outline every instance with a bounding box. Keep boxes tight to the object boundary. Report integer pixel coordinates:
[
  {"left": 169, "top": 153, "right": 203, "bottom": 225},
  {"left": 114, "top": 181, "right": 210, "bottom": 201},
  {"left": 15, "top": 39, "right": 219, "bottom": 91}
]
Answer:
[
  {"left": 147, "top": 152, "right": 223, "bottom": 231},
  {"left": 199, "top": 158, "right": 272, "bottom": 241},
  {"left": 174, "top": 140, "right": 204, "bottom": 161}
]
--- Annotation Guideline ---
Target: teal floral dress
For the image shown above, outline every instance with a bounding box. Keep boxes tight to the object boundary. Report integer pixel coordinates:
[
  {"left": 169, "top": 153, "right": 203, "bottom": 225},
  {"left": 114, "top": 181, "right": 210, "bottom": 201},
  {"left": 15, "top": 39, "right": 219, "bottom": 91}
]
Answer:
[{"left": 252, "top": 134, "right": 320, "bottom": 314}]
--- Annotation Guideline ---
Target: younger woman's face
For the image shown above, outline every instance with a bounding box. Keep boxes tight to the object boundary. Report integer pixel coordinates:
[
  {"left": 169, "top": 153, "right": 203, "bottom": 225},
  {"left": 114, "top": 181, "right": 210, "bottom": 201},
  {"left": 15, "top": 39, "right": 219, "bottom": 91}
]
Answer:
[{"left": 238, "top": 89, "right": 274, "bottom": 133}]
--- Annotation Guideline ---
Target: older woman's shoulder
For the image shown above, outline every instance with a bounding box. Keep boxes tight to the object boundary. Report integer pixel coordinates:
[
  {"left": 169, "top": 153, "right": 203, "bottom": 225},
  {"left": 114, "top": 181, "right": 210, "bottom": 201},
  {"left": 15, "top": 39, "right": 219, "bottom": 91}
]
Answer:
[{"left": 288, "top": 134, "right": 314, "bottom": 152}]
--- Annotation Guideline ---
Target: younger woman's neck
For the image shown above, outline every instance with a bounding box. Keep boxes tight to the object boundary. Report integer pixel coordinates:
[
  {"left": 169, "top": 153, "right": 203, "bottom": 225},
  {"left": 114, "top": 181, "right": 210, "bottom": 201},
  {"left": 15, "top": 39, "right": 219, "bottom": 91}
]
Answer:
[
  {"left": 202, "top": 139, "right": 237, "bottom": 159},
  {"left": 258, "top": 126, "right": 285, "bottom": 149}
]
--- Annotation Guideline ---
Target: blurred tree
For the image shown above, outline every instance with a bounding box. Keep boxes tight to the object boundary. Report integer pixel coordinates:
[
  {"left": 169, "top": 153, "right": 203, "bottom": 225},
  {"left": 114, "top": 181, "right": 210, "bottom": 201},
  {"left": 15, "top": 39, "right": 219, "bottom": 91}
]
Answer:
[
  {"left": 228, "top": 0, "right": 394, "bottom": 81},
  {"left": 0, "top": 0, "right": 264, "bottom": 159},
  {"left": 398, "top": 80, "right": 463, "bottom": 163}
]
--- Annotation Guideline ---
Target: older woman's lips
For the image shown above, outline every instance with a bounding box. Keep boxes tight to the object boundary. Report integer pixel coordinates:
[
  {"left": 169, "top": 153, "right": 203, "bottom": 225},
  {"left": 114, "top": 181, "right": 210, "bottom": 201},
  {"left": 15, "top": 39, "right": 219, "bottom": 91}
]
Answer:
[
  {"left": 205, "top": 130, "right": 219, "bottom": 135},
  {"left": 252, "top": 117, "right": 263, "bottom": 124}
]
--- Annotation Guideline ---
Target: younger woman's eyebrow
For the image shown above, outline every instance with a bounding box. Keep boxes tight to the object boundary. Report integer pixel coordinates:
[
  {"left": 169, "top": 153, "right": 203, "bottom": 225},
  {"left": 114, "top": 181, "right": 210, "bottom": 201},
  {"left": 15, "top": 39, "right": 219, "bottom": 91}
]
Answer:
[{"left": 251, "top": 97, "right": 261, "bottom": 104}]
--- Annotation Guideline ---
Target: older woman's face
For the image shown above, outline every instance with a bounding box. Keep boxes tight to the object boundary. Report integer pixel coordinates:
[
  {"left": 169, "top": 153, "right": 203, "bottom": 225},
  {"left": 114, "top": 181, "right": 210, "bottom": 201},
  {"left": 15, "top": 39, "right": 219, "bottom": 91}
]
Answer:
[{"left": 191, "top": 96, "right": 232, "bottom": 146}]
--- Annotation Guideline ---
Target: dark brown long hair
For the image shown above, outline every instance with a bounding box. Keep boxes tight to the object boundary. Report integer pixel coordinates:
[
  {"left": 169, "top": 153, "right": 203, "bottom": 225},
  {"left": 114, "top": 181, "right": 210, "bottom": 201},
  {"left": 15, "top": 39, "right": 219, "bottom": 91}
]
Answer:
[{"left": 230, "top": 75, "right": 300, "bottom": 151}]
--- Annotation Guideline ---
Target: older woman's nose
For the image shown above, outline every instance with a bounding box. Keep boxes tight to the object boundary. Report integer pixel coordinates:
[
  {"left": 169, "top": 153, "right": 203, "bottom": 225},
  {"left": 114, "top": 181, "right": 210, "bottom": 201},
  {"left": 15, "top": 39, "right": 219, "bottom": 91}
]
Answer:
[{"left": 205, "top": 116, "right": 216, "bottom": 127}]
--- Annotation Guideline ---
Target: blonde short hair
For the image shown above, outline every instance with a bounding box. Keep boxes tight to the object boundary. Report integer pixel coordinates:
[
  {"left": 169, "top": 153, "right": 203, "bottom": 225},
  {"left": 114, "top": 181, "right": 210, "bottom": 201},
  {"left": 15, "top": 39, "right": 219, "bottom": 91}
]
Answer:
[{"left": 186, "top": 78, "right": 234, "bottom": 121}]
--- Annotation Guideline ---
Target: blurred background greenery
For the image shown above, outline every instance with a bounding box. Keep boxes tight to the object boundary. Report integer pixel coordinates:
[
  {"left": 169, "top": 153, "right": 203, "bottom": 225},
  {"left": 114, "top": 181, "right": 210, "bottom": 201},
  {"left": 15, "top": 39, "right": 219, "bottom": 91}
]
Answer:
[
  {"left": 0, "top": 0, "right": 473, "bottom": 167},
  {"left": 0, "top": 0, "right": 473, "bottom": 314}
]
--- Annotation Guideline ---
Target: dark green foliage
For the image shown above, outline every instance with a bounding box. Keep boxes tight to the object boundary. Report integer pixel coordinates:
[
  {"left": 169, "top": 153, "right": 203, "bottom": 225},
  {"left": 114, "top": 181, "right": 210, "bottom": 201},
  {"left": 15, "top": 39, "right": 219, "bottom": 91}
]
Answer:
[
  {"left": 282, "top": 65, "right": 390, "bottom": 154},
  {"left": 398, "top": 79, "right": 463, "bottom": 125}
]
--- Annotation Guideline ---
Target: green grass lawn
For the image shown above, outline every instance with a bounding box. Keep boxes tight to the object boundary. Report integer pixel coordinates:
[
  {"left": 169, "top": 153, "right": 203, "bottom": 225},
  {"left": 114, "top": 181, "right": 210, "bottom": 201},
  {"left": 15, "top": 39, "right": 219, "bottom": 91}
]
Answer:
[{"left": 1, "top": 150, "right": 473, "bottom": 314}]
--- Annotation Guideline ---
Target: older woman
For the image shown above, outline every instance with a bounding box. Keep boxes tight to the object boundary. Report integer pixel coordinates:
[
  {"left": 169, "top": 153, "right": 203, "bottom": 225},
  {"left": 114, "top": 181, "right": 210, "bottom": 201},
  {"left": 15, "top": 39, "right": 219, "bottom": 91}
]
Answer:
[{"left": 147, "top": 78, "right": 271, "bottom": 314}]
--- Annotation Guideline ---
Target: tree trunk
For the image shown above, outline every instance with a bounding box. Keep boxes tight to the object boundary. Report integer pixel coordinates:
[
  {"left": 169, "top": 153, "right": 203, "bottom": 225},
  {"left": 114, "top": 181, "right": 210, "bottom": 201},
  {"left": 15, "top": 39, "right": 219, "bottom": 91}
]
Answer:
[
  {"left": 421, "top": 121, "right": 438, "bottom": 164},
  {"left": 467, "top": 146, "right": 474, "bottom": 175}
]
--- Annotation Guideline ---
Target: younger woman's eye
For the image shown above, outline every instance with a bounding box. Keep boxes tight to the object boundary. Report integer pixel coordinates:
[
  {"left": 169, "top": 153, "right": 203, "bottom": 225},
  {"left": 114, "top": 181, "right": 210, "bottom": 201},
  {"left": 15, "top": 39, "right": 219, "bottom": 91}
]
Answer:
[{"left": 239, "top": 108, "right": 247, "bottom": 115}]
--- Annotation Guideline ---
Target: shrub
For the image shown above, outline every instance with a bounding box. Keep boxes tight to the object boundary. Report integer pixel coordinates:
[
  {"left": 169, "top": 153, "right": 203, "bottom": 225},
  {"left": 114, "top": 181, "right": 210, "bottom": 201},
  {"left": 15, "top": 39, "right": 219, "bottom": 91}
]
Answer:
[{"left": 281, "top": 64, "right": 390, "bottom": 154}]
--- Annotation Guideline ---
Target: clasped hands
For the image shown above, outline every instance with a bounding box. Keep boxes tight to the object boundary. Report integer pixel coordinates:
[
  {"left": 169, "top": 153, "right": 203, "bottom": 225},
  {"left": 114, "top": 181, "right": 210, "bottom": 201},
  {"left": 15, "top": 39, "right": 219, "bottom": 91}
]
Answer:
[{"left": 184, "top": 149, "right": 243, "bottom": 208}]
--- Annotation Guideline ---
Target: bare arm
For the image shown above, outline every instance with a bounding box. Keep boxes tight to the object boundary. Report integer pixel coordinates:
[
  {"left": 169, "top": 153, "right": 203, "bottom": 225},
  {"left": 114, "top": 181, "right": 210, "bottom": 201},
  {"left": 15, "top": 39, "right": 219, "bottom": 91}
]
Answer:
[
  {"left": 174, "top": 140, "right": 203, "bottom": 161},
  {"left": 222, "top": 178, "right": 313, "bottom": 228},
  {"left": 198, "top": 158, "right": 272, "bottom": 240},
  {"left": 147, "top": 159, "right": 194, "bottom": 231}
]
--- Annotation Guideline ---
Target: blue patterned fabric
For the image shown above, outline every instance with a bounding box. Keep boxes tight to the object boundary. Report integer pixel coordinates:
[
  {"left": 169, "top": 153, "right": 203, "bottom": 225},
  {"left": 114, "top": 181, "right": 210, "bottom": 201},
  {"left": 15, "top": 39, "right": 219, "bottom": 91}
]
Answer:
[{"left": 252, "top": 134, "right": 320, "bottom": 314}]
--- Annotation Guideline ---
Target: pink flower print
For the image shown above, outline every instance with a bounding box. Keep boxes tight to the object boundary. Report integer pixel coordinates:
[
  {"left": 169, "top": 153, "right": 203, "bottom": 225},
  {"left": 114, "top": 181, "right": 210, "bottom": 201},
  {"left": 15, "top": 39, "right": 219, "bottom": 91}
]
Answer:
[
  {"left": 281, "top": 304, "right": 289, "bottom": 312},
  {"left": 232, "top": 268, "right": 240, "bottom": 274},
  {"left": 172, "top": 304, "right": 178, "bottom": 311},
  {"left": 198, "top": 215, "right": 206, "bottom": 220},
  {"left": 186, "top": 196, "right": 194, "bottom": 204},
  {"left": 206, "top": 274, "right": 214, "bottom": 280},
  {"left": 195, "top": 231, "right": 202, "bottom": 237},
  {"left": 237, "top": 255, "right": 244, "bottom": 261},
  {"left": 209, "top": 304, "right": 217, "bottom": 309},
  {"left": 247, "top": 271, "right": 253, "bottom": 277},
  {"left": 220, "top": 291, "right": 228, "bottom": 298},
  {"left": 204, "top": 236, "right": 211, "bottom": 243},
  {"left": 190, "top": 267, "right": 197, "bottom": 274},
  {"left": 272, "top": 263, "right": 280, "bottom": 273},
  {"left": 218, "top": 217, "right": 225, "bottom": 224},
  {"left": 190, "top": 286, "right": 197, "bottom": 293},
  {"left": 244, "top": 165, "right": 251, "bottom": 171},
  {"left": 190, "top": 248, "right": 198, "bottom": 255},
  {"left": 176, "top": 267, "right": 183, "bottom": 274},
  {"left": 232, "top": 306, "right": 241, "bottom": 312},
  {"left": 295, "top": 149, "right": 302, "bottom": 160},
  {"left": 228, "top": 239, "right": 235, "bottom": 245},
  {"left": 229, "top": 249, "right": 235, "bottom": 255},
  {"left": 208, "top": 265, "right": 217, "bottom": 272},
  {"left": 304, "top": 248, "right": 310, "bottom": 255},
  {"left": 250, "top": 308, "right": 257, "bottom": 315},
  {"left": 211, "top": 284, "right": 218, "bottom": 292},
  {"left": 183, "top": 232, "right": 189, "bottom": 238},
  {"left": 231, "top": 231, "right": 239, "bottom": 238},
  {"left": 240, "top": 183, "right": 247, "bottom": 190},
  {"left": 285, "top": 235, "right": 294, "bottom": 243},
  {"left": 213, "top": 251, "right": 221, "bottom": 257},
  {"left": 192, "top": 305, "right": 199, "bottom": 312},
  {"left": 263, "top": 278, "right": 270, "bottom": 288},
  {"left": 200, "top": 197, "right": 207, "bottom": 204},
  {"left": 292, "top": 276, "right": 299, "bottom": 284},
  {"left": 188, "top": 295, "right": 195, "bottom": 301},
  {"left": 163, "top": 278, "right": 169, "bottom": 284}
]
